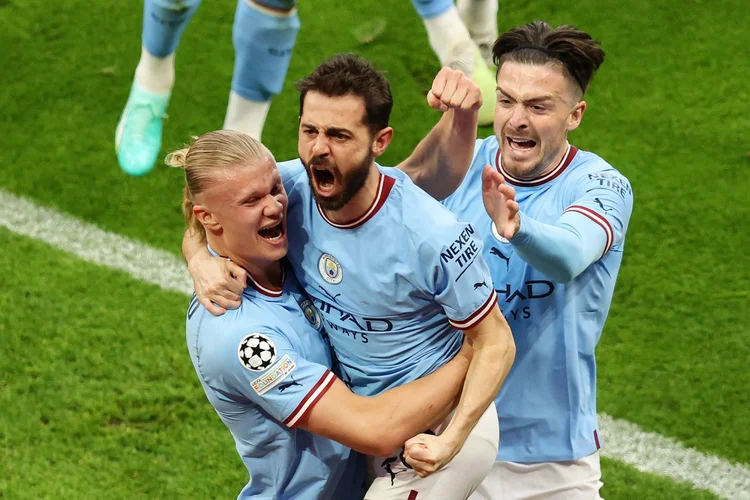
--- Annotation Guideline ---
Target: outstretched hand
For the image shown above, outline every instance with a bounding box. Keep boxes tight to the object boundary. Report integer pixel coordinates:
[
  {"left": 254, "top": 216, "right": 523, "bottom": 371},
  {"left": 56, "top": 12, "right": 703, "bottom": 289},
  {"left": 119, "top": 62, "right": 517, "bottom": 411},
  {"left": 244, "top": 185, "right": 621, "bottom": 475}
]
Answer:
[{"left": 482, "top": 165, "right": 521, "bottom": 240}]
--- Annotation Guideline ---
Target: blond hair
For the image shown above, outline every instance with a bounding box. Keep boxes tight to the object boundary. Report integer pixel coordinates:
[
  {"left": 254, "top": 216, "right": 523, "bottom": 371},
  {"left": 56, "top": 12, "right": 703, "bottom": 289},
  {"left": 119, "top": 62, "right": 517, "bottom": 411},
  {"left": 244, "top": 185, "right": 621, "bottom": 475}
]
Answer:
[{"left": 166, "top": 130, "right": 269, "bottom": 241}]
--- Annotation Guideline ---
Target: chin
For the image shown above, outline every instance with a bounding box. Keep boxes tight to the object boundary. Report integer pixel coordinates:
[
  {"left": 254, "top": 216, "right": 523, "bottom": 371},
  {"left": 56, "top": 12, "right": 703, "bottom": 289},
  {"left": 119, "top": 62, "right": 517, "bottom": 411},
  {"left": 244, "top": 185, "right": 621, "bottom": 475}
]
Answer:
[{"left": 265, "top": 243, "right": 288, "bottom": 261}]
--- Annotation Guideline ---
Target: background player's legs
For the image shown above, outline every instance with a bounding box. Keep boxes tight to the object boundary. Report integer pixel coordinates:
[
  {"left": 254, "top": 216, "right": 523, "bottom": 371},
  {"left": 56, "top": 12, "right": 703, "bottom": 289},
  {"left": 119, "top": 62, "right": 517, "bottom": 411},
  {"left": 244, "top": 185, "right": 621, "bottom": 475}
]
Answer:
[
  {"left": 456, "top": 0, "right": 498, "bottom": 66},
  {"left": 468, "top": 452, "right": 604, "bottom": 500},
  {"left": 223, "top": 0, "right": 300, "bottom": 140},
  {"left": 409, "top": 0, "right": 496, "bottom": 125},
  {"left": 364, "top": 404, "right": 499, "bottom": 500},
  {"left": 116, "top": 0, "right": 202, "bottom": 176}
]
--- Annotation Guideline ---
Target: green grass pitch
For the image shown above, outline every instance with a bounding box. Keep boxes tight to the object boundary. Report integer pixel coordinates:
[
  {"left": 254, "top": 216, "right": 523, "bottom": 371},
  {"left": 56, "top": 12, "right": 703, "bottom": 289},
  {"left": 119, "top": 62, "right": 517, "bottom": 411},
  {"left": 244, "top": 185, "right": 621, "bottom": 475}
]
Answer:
[{"left": 0, "top": 0, "right": 748, "bottom": 497}]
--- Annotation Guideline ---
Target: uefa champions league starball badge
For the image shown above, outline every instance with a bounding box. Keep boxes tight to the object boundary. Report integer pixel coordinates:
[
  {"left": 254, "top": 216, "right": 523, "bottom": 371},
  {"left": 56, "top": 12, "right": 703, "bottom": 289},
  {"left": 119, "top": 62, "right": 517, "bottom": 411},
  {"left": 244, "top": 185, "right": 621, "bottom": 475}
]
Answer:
[{"left": 238, "top": 334, "right": 277, "bottom": 372}]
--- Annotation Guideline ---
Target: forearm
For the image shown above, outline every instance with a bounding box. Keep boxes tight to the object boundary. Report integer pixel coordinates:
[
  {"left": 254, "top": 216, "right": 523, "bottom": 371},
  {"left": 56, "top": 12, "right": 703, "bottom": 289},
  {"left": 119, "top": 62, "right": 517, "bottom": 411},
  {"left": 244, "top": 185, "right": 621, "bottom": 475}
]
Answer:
[
  {"left": 398, "top": 109, "right": 477, "bottom": 200},
  {"left": 442, "top": 319, "right": 515, "bottom": 449},
  {"left": 510, "top": 212, "right": 602, "bottom": 283},
  {"left": 364, "top": 351, "right": 469, "bottom": 454},
  {"left": 182, "top": 229, "right": 210, "bottom": 265}
]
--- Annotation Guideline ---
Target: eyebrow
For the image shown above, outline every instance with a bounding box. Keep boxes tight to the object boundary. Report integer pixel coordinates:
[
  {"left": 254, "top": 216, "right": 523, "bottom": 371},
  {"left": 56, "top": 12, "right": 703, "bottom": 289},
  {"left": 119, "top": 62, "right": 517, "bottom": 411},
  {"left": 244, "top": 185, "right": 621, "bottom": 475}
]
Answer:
[
  {"left": 239, "top": 174, "right": 281, "bottom": 203},
  {"left": 497, "top": 87, "right": 555, "bottom": 104},
  {"left": 300, "top": 123, "right": 354, "bottom": 136}
]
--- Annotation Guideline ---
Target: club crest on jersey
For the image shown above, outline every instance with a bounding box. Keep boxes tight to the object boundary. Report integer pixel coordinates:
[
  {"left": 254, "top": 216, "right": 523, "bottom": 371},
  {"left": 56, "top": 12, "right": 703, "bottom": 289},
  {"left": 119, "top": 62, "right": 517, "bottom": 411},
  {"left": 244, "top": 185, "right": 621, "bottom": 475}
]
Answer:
[
  {"left": 318, "top": 253, "right": 343, "bottom": 285},
  {"left": 238, "top": 333, "right": 277, "bottom": 372},
  {"left": 300, "top": 298, "right": 323, "bottom": 330},
  {"left": 491, "top": 222, "right": 510, "bottom": 244}
]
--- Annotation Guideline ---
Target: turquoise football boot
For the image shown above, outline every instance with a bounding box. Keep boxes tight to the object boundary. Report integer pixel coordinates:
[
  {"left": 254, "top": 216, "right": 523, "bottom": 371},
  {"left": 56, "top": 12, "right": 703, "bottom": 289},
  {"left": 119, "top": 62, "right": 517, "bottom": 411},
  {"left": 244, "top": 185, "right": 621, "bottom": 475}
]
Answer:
[{"left": 115, "top": 82, "right": 170, "bottom": 176}]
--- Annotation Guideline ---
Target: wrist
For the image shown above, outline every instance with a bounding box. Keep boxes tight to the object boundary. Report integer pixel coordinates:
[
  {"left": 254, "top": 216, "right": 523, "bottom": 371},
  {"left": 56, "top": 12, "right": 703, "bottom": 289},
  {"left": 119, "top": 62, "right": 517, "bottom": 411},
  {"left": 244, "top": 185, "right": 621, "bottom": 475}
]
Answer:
[
  {"left": 439, "top": 425, "right": 468, "bottom": 454},
  {"left": 508, "top": 212, "right": 523, "bottom": 241},
  {"left": 187, "top": 249, "right": 209, "bottom": 271}
]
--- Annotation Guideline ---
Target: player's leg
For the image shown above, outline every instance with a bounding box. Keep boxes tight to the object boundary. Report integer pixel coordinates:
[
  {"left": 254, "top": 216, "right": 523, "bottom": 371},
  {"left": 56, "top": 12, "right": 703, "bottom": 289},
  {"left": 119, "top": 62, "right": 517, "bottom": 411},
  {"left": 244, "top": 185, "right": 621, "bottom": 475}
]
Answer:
[
  {"left": 456, "top": 0, "right": 498, "bottom": 67},
  {"left": 468, "top": 452, "right": 604, "bottom": 500},
  {"left": 364, "top": 404, "right": 499, "bottom": 500},
  {"left": 223, "top": 0, "right": 300, "bottom": 140},
  {"left": 116, "top": 0, "right": 201, "bottom": 176},
  {"left": 409, "top": 0, "right": 496, "bottom": 126}
]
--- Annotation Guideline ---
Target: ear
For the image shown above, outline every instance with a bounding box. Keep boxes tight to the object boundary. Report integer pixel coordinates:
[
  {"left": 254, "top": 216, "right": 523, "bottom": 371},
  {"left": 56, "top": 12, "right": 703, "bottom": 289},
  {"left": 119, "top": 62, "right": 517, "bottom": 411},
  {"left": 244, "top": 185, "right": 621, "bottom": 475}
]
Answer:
[
  {"left": 567, "top": 100, "right": 586, "bottom": 133},
  {"left": 371, "top": 127, "right": 394, "bottom": 158},
  {"left": 193, "top": 204, "right": 222, "bottom": 232}
]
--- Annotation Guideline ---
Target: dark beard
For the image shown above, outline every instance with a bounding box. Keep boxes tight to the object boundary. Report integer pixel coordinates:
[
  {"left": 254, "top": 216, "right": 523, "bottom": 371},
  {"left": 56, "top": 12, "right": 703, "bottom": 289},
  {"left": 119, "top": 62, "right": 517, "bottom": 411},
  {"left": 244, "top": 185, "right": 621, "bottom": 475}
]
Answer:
[{"left": 305, "top": 152, "right": 373, "bottom": 211}]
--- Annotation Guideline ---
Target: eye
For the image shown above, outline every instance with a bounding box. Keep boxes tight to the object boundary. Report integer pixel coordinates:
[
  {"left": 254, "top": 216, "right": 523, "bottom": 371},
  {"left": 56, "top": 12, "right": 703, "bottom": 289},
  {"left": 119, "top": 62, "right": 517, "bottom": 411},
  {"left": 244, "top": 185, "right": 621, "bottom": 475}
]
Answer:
[{"left": 498, "top": 98, "right": 512, "bottom": 105}]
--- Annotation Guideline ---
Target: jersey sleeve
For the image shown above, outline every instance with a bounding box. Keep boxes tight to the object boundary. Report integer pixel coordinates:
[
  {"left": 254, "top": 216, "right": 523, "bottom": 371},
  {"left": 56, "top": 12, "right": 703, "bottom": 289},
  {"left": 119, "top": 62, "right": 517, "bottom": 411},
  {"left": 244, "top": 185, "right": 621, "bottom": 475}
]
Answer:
[
  {"left": 200, "top": 326, "right": 337, "bottom": 428},
  {"left": 423, "top": 218, "right": 498, "bottom": 330},
  {"left": 508, "top": 169, "right": 633, "bottom": 283},
  {"left": 560, "top": 169, "right": 634, "bottom": 256}
]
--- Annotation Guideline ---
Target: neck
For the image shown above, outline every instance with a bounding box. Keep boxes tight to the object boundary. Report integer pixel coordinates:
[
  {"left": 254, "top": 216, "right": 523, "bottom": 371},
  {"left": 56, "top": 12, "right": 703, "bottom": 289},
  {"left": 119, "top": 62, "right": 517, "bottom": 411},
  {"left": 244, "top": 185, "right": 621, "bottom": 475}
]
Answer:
[
  {"left": 517, "top": 141, "right": 569, "bottom": 180},
  {"left": 323, "top": 164, "right": 381, "bottom": 224},
  {"left": 207, "top": 238, "right": 283, "bottom": 290}
]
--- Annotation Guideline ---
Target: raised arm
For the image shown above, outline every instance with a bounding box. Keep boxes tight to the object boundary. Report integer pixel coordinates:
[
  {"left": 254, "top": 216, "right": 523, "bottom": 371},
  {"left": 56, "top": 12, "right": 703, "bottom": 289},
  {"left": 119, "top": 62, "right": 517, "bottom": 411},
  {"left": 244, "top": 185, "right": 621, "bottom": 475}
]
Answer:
[
  {"left": 482, "top": 166, "right": 634, "bottom": 283},
  {"left": 299, "top": 341, "right": 472, "bottom": 457},
  {"left": 397, "top": 67, "right": 482, "bottom": 200}
]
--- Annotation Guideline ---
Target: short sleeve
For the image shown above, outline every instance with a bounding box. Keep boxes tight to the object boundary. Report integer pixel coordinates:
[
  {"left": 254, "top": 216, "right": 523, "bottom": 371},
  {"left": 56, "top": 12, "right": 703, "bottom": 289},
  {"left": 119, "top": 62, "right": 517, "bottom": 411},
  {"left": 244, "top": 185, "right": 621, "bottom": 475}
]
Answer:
[
  {"left": 561, "top": 169, "right": 634, "bottom": 256},
  {"left": 424, "top": 220, "right": 498, "bottom": 330},
  {"left": 200, "top": 327, "right": 336, "bottom": 428}
]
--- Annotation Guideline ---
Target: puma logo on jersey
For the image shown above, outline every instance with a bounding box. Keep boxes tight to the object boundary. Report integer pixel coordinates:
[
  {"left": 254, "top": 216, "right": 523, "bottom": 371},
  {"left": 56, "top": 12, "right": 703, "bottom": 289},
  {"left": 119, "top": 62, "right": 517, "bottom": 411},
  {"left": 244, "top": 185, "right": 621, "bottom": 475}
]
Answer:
[
  {"left": 277, "top": 377, "right": 302, "bottom": 393},
  {"left": 490, "top": 247, "right": 511, "bottom": 270},
  {"left": 318, "top": 285, "right": 341, "bottom": 304},
  {"left": 381, "top": 456, "right": 407, "bottom": 485},
  {"left": 593, "top": 197, "right": 612, "bottom": 213},
  {"left": 474, "top": 281, "right": 488, "bottom": 290}
]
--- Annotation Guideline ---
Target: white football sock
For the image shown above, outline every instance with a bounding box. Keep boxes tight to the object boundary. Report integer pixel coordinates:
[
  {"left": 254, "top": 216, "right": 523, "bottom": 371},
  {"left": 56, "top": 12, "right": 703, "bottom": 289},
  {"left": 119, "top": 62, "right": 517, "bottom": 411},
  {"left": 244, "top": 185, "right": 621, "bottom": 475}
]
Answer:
[
  {"left": 134, "top": 46, "right": 175, "bottom": 94},
  {"left": 223, "top": 91, "right": 272, "bottom": 140},
  {"left": 457, "top": 0, "right": 499, "bottom": 44},
  {"left": 423, "top": 5, "right": 474, "bottom": 66}
]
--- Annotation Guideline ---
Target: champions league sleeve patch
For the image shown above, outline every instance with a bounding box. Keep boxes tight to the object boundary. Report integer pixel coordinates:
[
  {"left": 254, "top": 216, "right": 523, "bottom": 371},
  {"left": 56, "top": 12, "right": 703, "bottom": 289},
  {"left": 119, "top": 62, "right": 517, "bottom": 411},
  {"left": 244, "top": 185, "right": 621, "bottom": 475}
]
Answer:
[
  {"left": 251, "top": 355, "right": 297, "bottom": 396},
  {"left": 238, "top": 334, "right": 277, "bottom": 372}
]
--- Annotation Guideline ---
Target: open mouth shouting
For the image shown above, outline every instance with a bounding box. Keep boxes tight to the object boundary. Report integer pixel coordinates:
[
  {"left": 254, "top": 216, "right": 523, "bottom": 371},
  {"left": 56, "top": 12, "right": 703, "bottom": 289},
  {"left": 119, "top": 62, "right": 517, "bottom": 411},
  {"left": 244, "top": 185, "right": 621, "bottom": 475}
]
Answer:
[
  {"left": 258, "top": 219, "right": 286, "bottom": 245},
  {"left": 506, "top": 135, "right": 538, "bottom": 154},
  {"left": 309, "top": 159, "right": 340, "bottom": 197}
]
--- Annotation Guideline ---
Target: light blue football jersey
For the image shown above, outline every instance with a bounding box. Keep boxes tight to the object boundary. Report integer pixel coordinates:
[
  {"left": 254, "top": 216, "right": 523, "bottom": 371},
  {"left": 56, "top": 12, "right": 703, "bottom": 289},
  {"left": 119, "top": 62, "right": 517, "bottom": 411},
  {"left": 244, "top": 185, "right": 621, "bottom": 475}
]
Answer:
[
  {"left": 443, "top": 136, "right": 634, "bottom": 462},
  {"left": 278, "top": 161, "right": 498, "bottom": 397},
  {"left": 186, "top": 257, "right": 363, "bottom": 499}
]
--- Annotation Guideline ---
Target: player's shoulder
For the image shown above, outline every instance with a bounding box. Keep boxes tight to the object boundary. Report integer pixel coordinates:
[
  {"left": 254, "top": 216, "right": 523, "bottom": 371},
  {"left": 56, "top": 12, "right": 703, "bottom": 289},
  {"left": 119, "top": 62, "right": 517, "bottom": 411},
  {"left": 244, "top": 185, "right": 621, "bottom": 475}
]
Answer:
[
  {"left": 444, "top": 136, "right": 499, "bottom": 203},
  {"left": 472, "top": 135, "right": 500, "bottom": 166},
  {"left": 459, "top": 135, "right": 500, "bottom": 180},
  {"left": 568, "top": 147, "right": 631, "bottom": 184},
  {"left": 277, "top": 158, "right": 308, "bottom": 190},
  {"left": 188, "top": 293, "right": 288, "bottom": 370},
  {"left": 383, "top": 167, "right": 473, "bottom": 251}
]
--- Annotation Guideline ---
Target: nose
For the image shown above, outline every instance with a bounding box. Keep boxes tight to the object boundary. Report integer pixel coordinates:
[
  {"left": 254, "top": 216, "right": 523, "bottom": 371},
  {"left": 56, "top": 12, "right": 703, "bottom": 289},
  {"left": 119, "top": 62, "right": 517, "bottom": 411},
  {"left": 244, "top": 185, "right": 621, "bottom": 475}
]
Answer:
[
  {"left": 508, "top": 104, "right": 529, "bottom": 131},
  {"left": 262, "top": 194, "right": 284, "bottom": 218},
  {"left": 310, "top": 134, "right": 330, "bottom": 158}
]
